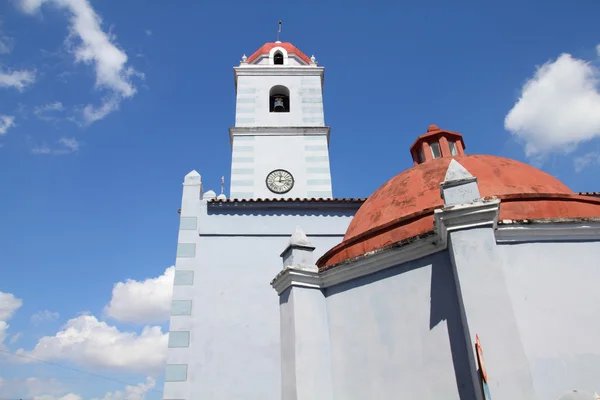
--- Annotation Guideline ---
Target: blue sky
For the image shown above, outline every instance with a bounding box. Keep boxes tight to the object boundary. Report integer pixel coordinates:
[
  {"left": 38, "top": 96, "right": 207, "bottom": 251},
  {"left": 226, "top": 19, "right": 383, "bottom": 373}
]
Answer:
[{"left": 0, "top": 0, "right": 599, "bottom": 398}]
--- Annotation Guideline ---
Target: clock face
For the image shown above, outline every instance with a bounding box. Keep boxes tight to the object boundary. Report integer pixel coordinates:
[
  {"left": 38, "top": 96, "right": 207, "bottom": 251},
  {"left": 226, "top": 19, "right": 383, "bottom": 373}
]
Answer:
[{"left": 266, "top": 169, "right": 294, "bottom": 194}]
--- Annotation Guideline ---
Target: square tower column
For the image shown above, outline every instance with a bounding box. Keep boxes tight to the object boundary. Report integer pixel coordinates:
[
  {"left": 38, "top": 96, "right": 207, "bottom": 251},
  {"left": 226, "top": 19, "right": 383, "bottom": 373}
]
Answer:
[
  {"left": 230, "top": 43, "right": 332, "bottom": 200},
  {"left": 272, "top": 227, "right": 334, "bottom": 400},
  {"left": 435, "top": 160, "right": 535, "bottom": 399}
]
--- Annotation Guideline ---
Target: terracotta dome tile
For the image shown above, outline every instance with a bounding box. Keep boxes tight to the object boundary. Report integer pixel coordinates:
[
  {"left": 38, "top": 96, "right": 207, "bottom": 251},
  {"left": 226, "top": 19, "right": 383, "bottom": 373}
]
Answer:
[{"left": 317, "top": 155, "right": 600, "bottom": 268}]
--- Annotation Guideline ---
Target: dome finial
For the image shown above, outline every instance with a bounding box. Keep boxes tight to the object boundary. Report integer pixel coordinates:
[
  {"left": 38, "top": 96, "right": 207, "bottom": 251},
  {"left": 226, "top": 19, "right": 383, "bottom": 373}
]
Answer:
[{"left": 427, "top": 124, "right": 440, "bottom": 132}]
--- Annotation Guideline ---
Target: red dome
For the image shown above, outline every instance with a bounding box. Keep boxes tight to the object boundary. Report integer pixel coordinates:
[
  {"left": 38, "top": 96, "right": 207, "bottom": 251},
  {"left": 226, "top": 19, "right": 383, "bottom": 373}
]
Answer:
[
  {"left": 247, "top": 42, "right": 311, "bottom": 64},
  {"left": 318, "top": 155, "right": 600, "bottom": 268}
]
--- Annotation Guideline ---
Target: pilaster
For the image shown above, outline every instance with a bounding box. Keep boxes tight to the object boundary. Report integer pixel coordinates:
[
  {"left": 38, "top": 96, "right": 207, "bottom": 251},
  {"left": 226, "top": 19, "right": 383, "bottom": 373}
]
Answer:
[
  {"left": 435, "top": 160, "right": 535, "bottom": 399},
  {"left": 163, "top": 170, "right": 203, "bottom": 400},
  {"left": 274, "top": 227, "right": 334, "bottom": 400}
]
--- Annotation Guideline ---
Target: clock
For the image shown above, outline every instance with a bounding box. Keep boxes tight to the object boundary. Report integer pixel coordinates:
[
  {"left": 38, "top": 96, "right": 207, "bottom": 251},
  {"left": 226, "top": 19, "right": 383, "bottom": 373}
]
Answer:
[{"left": 266, "top": 169, "right": 294, "bottom": 194}]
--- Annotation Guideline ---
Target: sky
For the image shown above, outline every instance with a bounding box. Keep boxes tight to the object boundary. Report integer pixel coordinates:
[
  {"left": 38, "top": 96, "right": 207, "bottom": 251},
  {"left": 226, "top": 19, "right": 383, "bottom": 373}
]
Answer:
[{"left": 0, "top": 0, "right": 599, "bottom": 398}]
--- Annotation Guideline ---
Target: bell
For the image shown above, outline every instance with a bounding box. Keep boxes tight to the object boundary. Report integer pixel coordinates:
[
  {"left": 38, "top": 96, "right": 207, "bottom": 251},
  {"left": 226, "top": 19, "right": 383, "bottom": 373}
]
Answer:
[{"left": 273, "top": 97, "right": 286, "bottom": 112}]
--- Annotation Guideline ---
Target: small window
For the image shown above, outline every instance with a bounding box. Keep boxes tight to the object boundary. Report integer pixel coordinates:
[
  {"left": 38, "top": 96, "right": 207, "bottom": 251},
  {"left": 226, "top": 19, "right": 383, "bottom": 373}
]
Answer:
[
  {"left": 449, "top": 140, "right": 458, "bottom": 156},
  {"left": 274, "top": 51, "right": 284, "bottom": 65},
  {"left": 430, "top": 142, "right": 441, "bottom": 159},
  {"left": 269, "top": 85, "right": 290, "bottom": 113},
  {"left": 417, "top": 149, "right": 425, "bottom": 163}
]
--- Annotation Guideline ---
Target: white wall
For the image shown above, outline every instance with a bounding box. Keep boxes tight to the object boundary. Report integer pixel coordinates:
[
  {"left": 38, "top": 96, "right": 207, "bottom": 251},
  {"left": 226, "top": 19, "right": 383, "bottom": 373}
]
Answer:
[
  {"left": 163, "top": 197, "right": 358, "bottom": 400},
  {"left": 235, "top": 74, "right": 324, "bottom": 128},
  {"left": 499, "top": 241, "right": 600, "bottom": 400},
  {"left": 230, "top": 134, "right": 332, "bottom": 199},
  {"left": 324, "top": 251, "right": 475, "bottom": 399}
]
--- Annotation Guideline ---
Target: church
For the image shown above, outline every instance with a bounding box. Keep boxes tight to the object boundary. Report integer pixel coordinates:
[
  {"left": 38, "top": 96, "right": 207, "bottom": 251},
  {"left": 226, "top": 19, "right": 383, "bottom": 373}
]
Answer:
[{"left": 162, "top": 40, "right": 600, "bottom": 400}]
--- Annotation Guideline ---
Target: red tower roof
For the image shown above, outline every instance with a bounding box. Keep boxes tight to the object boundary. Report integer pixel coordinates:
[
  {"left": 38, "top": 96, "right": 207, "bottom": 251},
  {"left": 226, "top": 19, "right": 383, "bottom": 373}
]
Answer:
[
  {"left": 247, "top": 42, "right": 311, "bottom": 64},
  {"left": 317, "top": 126, "right": 600, "bottom": 269}
]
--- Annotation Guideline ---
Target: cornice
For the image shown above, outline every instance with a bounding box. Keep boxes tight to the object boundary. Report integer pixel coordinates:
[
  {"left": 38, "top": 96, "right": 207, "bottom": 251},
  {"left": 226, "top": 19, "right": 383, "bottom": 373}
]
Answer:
[
  {"left": 208, "top": 200, "right": 362, "bottom": 211},
  {"left": 271, "top": 202, "right": 600, "bottom": 294},
  {"left": 234, "top": 65, "right": 325, "bottom": 88},
  {"left": 229, "top": 126, "right": 330, "bottom": 144},
  {"left": 234, "top": 66, "right": 324, "bottom": 76},
  {"left": 434, "top": 199, "right": 501, "bottom": 246},
  {"left": 271, "top": 233, "right": 443, "bottom": 294},
  {"left": 495, "top": 218, "right": 600, "bottom": 243},
  {"left": 271, "top": 267, "right": 321, "bottom": 295}
]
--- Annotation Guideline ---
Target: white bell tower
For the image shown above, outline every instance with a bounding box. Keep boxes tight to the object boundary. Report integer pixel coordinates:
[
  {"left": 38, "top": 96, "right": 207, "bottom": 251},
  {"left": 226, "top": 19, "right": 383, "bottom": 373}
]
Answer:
[{"left": 229, "top": 41, "right": 333, "bottom": 199}]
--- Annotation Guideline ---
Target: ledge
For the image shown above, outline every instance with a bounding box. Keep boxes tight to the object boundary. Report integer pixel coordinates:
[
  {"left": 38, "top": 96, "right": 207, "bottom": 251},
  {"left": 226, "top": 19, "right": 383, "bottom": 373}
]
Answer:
[
  {"left": 433, "top": 198, "right": 501, "bottom": 246},
  {"left": 208, "top": 197, "right": 365, "bottom": 211},
  {"left": 496, "top": 217, "right": 600, "bottom": 243},
  {"left": 272, "top": 213, "right": 600, "bottom": 294}
]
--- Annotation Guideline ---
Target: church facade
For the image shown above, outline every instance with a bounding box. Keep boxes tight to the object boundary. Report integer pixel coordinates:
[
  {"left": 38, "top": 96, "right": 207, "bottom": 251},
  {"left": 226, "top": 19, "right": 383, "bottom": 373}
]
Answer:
[
  {"left": 162, "top": 41, "right": 363, "bottom": 400},
  {"left": 163, "top": 41, "right": 600, "bottom": 400}
]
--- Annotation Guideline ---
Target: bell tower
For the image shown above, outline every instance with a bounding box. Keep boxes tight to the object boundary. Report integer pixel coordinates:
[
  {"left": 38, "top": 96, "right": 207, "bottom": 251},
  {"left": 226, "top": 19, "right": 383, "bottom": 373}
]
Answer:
[{"left": 229, "top": 41, "right": 333, "bottom": 199}]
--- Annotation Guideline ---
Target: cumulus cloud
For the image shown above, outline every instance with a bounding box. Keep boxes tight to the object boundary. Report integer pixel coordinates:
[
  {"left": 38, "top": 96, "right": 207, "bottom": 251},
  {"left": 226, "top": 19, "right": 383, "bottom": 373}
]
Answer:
[
  {"left": 0, "top": 115, "right": 15, "bottom": 135},
  {"left": 19, "top": 0, "right": 143, "bottom": 123},
  {"left": 0, "top": 291, "right": 23, "bottom": 347},
  {"left": 0, "top": 291, "right": 23, "bottom": 322},
  {"left": 4, "top": 376, "right": 154, "bottom": 400},
  {"left": 0, "top": 25, "right": 13, "bottom": 54},
  {"left": 9, "top": 332, "right": 22, "bottom": 344},
  {"left": 104, "top": 266, "right": 174, "bottom": 324},
  {"left": 574, "top": 151, "right": 600, "bottom": 172},
  {"left": 505, "top": 53, "right": 600, "bottom": 158},
  {"left": 82, "top": 96, "right": 121, "bottom": 124},
  {"left": 34, "top": 101, "right": 65, "bottom": 122},
  {"left": 0, "top": 69, "right": 36, "bottom": 91},
  {"left": 31, "top": 310, "right": 60, "bottom": 325},
  {"left": 16, "top": 314, "right": 168, "bottom": 373},
  {"left": 31, "top": 137, "right": 80, "bottom": 155},
  {"left": 18, "top": 377, "right": 71, "bottom": 399},
  {"left": 35, "top": 395, "right": 83, "bottom": 400},
  {"left": 92, "top": 376, "right": 156, "bottom": 400}
]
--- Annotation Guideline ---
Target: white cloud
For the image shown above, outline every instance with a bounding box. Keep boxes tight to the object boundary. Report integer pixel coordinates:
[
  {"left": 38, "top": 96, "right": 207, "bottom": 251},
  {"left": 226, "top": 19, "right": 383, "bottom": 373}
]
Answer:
[
  {"left": 31, "top": 310, "right": 60, "bottom": 325},
  {"left": 9, "top": 332, "right": 22, "bottom": 344},
  {"left": 0, "top": 20, "right": 13, "bottom": 54},
  {"left": 505, "top": 53, "right": 600, "bottom": 157},
  {"left": 82, "top": 95, "right": 121, "bottom": 124},
  {"left": 0, "top": 115, "right": 15, "bottom": 135},
  {"left": 35, "top": 395, "right": 83, "bottom": 400},
  {"left": 34, "top": 101, "right": 65, "bottom": 121},
  {"left": 58, "top": 137, "right": 79, "bottom": 152},
  {"left": 0, "top": 291, "right": 23, "bottom": 321},
  {"left": 24, "top": 377, "right": 70, "bottom": 399},
  {"left": 32, "top": 137, "right": 80, "bottom": 155},
  {"left": 144, "top": 29, "right": 152, "bottom": 36},
  {"left": 0, "top": 291, "right": 23, "bottom": 347},
  {"left": 0, "top": 69, "right": 36, "bottom": 91},
  {"left": 574, "top": 151, "right": 600, "bottom": 172},
  {"left": 4, "top": 376, "right": 153, "bottom": 400},
  {"left": 19, "top": 0, "right": 48, "bottom": 13},
  {"left": 104, "top": 266, "right": 174, "bottom": 324},
  {"left": 92, "top": 376, "right": 155, "bottom": 400},
  {"left": 16, "top": 314, "right": 168, "bottom": 373},
  {"left": 0, "top": 30, "right": 13, "bottom": 54},
  {"left": 20, "top": 0, "right": 142, "bottom": 123},
  {"left": 0, "top": 376, "right": 80, "bottom": 400}
]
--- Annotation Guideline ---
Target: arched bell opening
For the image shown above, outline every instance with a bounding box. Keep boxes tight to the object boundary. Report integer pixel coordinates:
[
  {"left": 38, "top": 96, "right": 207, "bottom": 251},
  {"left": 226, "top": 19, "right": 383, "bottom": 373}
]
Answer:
[
  {"left": 274, "top": 51, "right": 284, "bottom": 65},
  {"left": 269, "top": 85, "right": 290, "bottom": 113}
]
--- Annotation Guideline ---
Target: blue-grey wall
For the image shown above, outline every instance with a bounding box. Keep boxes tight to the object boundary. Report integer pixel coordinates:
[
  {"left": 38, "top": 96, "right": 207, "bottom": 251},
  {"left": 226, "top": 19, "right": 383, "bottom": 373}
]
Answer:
[
  {"left": 499, "top": 241, "right": 600, "bottom": 400},
  {"left": 324, "top": 251, "right": 475, "bottom": 399},
  {"left": 163, "top": 193, "right": 357, "bottom": 400}
]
